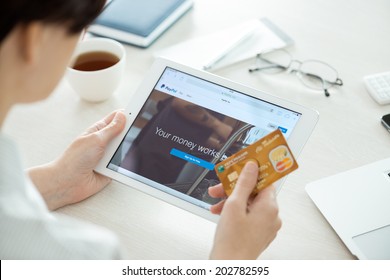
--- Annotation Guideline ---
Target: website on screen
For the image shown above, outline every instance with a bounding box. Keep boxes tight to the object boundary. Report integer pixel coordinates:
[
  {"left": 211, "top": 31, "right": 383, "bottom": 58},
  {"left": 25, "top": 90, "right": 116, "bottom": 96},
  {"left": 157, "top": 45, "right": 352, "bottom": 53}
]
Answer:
[{"left": 108, "top": 67, "right": 301, "bottom": 208}]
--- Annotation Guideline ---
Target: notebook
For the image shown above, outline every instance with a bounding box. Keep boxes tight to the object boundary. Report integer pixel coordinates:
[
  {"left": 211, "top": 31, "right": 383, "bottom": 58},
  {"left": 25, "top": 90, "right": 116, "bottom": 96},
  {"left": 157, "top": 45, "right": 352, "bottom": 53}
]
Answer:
[
  {"left": 155, "top": 18, "right": 293, "bottom": 71},
  {"left": 306, "top": 158, "right": 390, "bottom": 259},
  {"left": 88, "top": 0, "right": 193, "bottom": 48}
]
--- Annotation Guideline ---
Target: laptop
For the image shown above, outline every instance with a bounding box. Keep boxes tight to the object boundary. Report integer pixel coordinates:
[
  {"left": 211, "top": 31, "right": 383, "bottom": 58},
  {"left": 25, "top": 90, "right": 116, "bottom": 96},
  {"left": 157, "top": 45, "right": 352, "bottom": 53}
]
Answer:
[{"left": 306, "top": 157, "right": 390, "bottom": 259}]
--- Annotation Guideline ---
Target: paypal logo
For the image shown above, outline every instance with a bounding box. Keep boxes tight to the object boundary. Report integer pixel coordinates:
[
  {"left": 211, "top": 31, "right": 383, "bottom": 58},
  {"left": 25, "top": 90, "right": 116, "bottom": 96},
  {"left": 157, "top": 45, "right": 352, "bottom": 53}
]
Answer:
[{"left": 160, "top": 84, "right": 177, "bottom": 93}]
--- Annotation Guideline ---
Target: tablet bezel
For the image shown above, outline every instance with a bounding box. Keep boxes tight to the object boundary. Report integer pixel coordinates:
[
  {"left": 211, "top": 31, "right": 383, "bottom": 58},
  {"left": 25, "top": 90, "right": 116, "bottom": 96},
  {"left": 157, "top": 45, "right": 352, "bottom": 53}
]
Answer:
[{"left": 95, "top": 57, "right": 319, "bottom": 222}]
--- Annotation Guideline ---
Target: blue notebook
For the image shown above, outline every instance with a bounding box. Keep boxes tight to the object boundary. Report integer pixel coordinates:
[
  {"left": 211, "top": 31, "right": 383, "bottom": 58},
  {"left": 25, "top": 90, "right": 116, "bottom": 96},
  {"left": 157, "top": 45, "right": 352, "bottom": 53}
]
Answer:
[{"left": 88, "top": 0, "right": 193, "bottom": 48}]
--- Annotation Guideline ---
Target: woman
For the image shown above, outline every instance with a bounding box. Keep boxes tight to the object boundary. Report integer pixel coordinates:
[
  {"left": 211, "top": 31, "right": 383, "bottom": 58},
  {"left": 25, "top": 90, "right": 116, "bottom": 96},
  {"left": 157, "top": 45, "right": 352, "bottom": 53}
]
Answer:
[{"left": 0, "top": 0, "right": 281, "bottom": 259}]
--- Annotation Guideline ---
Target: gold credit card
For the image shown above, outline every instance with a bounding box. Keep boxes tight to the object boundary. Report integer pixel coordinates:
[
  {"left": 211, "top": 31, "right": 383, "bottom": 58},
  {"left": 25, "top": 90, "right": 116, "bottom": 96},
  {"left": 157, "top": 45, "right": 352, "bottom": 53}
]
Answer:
[{"left": 214, "top": 129, "right": 298, "bottom": 196}]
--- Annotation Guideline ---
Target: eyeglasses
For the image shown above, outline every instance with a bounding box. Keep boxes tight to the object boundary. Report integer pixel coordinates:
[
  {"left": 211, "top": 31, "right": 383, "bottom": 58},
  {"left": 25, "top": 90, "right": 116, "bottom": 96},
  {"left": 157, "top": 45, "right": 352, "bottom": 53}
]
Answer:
[{"left": 248, "top": 49, "right": 343, "bottom": 97}]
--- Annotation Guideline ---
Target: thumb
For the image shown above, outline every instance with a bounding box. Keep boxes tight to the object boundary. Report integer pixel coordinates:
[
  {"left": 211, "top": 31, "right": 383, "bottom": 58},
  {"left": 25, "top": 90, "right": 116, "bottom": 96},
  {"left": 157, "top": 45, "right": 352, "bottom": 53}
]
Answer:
[
  {"left": 97, "top": 111, "right": 126, "bottom": 146},
  {"left": 229, "top": 160, "right": 259, "bottom": 202}
]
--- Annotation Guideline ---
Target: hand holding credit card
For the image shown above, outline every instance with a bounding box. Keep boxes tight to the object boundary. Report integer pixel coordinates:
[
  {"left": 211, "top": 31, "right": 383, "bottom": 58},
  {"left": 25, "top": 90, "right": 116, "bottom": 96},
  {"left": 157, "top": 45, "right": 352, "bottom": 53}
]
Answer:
[{"left": 214, "top": 129, "right": 298, "bottom": 196}]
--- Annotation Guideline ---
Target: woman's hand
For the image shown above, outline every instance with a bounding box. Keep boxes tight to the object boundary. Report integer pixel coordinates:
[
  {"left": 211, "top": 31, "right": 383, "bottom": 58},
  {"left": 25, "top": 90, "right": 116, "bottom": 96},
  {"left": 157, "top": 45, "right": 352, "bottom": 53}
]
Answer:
[
  {"left": 208, "top": 161, "right": 282, "bottom": 259},
  {"left": 28, "top": 110, "right": 126, "bottom": 210}
]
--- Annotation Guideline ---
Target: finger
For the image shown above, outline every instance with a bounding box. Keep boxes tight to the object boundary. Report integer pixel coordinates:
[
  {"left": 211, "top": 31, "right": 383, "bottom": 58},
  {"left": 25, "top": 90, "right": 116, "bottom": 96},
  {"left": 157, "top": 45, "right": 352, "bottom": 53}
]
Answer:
[
  {"left": 208, "top": 183, "right": 226, "bottom": 198},
  {"left": 85, "top": 110, "right": 119, "bottom": 135},
  {"left": 251, "top": 184, "right": 277, "bottom": 210},
  {"left": 97, "top": 111, "right": 126, "bottom": 146},
  {"left": 93, "top": 172, "right": 112, "bottom": 189},
  {"left": 210, "top": 199, "right": 226, "bottom": 215},
  {"left": 229, "top": 160, "right": 259, "bottom": 203}
]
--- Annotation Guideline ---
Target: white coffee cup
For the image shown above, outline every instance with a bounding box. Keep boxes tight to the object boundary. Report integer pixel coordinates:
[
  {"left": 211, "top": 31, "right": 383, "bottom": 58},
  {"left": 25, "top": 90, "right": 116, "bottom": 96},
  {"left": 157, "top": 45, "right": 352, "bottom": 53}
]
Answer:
[{"left": 66, "top": 38, "right": 126, "bottom": 102}]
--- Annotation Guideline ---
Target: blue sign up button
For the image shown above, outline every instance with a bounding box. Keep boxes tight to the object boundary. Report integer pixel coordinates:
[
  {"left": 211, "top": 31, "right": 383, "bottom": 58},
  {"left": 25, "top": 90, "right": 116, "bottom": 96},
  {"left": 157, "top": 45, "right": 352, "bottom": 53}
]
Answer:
[
  {"left": 278, "top": 126, "right": 288, "bottom": 134},
  {"left": 170, "top": 148, "right": 215, "bottom": 170}
]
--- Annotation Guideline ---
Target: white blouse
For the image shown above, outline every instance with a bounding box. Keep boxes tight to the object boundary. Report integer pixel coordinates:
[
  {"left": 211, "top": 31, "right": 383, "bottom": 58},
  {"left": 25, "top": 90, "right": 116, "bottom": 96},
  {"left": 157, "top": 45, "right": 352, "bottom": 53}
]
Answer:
[{"left": 0, "top": 133, "right": 125, "bottom": 259}]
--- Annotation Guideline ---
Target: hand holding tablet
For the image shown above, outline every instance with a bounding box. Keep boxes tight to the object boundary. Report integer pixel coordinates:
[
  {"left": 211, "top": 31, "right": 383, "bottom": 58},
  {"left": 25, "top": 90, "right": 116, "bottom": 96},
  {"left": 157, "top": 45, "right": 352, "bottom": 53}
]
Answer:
[{"left": 95, "top": 58, "right": 319, "bottom": 221}]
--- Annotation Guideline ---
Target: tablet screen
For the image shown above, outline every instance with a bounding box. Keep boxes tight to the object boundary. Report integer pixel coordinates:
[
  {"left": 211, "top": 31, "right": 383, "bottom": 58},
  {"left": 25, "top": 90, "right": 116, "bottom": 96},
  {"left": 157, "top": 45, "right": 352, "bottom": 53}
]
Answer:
[{"left": 107, "top": 67, "right": 301, "bottom": 210}]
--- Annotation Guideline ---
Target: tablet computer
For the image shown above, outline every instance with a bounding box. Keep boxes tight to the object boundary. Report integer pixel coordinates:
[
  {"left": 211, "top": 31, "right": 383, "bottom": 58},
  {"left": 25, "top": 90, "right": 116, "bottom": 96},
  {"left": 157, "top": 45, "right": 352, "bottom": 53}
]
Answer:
[{"left": 95, "top": 58, "right": 319, "bottom": 222}]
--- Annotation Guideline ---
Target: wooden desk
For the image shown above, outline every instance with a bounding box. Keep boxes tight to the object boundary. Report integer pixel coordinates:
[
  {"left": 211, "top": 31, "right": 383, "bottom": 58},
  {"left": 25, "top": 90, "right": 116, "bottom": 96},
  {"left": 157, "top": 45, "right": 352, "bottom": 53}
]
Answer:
[{"left": 4, "top": 0, "right": 390, "bottom": 259}]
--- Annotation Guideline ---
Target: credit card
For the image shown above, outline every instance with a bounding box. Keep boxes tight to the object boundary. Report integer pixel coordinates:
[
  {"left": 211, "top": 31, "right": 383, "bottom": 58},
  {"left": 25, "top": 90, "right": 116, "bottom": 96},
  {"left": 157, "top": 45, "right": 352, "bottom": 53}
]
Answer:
[{"left": 214, "top": 129, "right": 298, "bottom": 196}]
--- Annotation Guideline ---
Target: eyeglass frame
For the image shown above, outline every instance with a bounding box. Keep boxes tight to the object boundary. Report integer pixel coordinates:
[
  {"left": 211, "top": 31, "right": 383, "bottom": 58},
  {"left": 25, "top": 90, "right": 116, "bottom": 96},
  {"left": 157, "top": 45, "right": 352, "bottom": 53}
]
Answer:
[{"left": 248, "top": 49, "right": 343, "bottom": 97}]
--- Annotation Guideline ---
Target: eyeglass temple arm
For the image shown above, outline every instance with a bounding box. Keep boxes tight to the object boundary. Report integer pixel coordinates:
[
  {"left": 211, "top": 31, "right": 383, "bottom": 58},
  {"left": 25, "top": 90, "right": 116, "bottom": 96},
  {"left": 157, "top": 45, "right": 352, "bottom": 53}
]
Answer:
[
  {"left": 292, "top": 71, "right": 343, "bottom": 97},
  {"left": 335, "top": 78, "right": 343, "bottom": 86},
  {"left": 298, "top": 71, "right": 343, "bottom": 87},
  {"left": 248, "top": 64, "right": 287, "bottom": 73},
  {"left": 313, "top": 73, "right": 332, "bottom": 97},
  {"left": 324, "top": 78, "right": 342, "bottom": 97}
]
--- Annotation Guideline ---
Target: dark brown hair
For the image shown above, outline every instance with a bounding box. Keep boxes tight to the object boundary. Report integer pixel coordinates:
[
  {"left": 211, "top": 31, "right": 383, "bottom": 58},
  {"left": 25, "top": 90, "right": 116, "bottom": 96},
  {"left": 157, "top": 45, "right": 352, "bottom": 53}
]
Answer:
[{"left": 1, "top": 0, "right": 106, "bottom": 43}]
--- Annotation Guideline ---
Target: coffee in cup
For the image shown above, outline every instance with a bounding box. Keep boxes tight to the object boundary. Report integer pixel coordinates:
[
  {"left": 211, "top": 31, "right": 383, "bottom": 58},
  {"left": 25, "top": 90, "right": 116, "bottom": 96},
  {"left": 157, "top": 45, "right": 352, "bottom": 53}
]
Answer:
[
  {"left": 67, "top": 38, "right": 126, "bottom": 102},
  {"left": 72, "top": 51, "right": 120, "bottom": 71}
]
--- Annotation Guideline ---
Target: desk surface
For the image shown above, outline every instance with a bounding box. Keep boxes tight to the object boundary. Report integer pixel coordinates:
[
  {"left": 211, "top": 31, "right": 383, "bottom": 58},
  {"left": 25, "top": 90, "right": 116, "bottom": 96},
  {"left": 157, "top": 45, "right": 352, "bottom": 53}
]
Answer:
[{"left": 4, "top": 0, "right": 390, "bottom": 259}]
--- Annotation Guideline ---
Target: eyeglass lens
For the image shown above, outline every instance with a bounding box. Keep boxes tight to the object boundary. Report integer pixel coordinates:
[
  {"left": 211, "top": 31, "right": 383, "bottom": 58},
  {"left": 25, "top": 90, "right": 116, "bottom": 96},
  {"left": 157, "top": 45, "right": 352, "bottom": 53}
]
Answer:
[{"left": 298, "top": 60, "right": 339, "bottom": 90}]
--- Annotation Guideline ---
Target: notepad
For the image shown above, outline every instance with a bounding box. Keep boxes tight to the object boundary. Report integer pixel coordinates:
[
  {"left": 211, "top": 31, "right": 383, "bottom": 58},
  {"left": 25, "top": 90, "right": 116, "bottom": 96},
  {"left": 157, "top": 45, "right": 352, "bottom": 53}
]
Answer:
[
  {"left": 88, "top": 0, "right": 193, "bottom": 48},
  {"left": 155, "top": 18, "right": 293, "bottom": 71}
]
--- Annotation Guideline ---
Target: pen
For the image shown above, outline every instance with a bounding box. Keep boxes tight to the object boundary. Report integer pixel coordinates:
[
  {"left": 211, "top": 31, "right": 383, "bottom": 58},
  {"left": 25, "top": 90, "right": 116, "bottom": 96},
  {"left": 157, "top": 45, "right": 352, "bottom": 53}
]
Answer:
[{"left": 202, "top": 26, "right": 256, "bottom": 71}]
